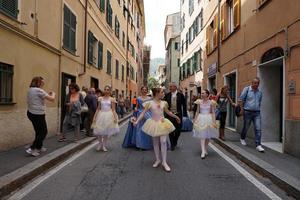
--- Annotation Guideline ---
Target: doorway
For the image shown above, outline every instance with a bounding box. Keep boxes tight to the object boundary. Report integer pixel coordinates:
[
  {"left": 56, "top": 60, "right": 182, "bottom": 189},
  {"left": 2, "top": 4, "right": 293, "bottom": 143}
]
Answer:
[
  {"left": 90, "top": 77, "right": 99, "bottom": 89},
  {"left": 60, "top": 73, "right": 76, "bottom": 131},
  {"left": 258, "top": 47, "right": 284, "bottom": 152},
  {"left": 208, "top": 76, "right": 216, "bottom": 91},
  {"left": 225, "top": 72, "right": 237, "bottom": 129}
]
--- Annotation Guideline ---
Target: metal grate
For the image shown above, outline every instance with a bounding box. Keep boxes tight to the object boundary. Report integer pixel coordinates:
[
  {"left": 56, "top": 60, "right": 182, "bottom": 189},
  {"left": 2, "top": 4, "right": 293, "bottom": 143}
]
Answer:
[{"left": 0, "top": 0, "right": 18, "bottom": 18}]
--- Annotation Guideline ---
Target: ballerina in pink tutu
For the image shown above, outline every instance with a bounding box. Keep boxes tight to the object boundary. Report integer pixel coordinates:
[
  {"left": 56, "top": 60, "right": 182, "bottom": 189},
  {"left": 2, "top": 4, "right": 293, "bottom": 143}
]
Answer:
[
  {"left": 193, "top": 89, "right": 218, "bottom": 159},
  {"left": 134, "top": 88, "right": 180, "bottom": 172}
]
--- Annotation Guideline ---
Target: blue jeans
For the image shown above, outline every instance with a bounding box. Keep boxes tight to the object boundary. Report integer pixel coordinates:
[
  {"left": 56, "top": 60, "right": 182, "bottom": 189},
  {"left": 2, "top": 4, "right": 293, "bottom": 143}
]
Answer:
[{"left": 241, "top": 111, "right": 262, "bottom": 146}]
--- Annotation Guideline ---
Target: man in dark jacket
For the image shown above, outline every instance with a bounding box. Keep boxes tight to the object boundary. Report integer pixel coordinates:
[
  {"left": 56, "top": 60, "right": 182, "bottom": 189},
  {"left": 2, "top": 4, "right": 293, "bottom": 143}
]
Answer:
[
  {"left": 164, "top": 82, "right": 188, "bottom": 150},
  {"left": 84, "top": 88, "right": 97, "bottom": 136}
]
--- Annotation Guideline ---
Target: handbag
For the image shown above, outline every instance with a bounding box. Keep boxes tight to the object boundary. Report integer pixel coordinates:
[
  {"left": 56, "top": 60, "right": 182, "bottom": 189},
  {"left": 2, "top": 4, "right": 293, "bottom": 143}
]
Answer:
[
  {"left": 81, "top": 103, "right": 89, "bottom": 113},
  {"left": 215, "top": 96, "right": 226, "bottom": 120}
]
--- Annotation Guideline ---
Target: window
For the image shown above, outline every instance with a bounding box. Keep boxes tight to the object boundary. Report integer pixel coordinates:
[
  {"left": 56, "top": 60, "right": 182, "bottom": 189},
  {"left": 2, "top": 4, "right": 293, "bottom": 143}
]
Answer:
[
  {"left": 121, "top": 64, "right": 125, "bottom": 81},
  {"left": 185, "top": 32, "right": 189, "bottom": 50},
  {"left": 194, "top": 16, "right": 199, "bottom": 35},
  {"left": 107, "top": 50, "right": 112, "bottom": 75},
  {"left": 187, "top": 59, "right": 191, "bottom": 76},
  {"left": 98, "top": 41, "right": 103, "bottom": 69},
  {"left": 115, "top": 59, "right": 119, "bottom": 79},
  {"left": 122, "top": 31, "right": 125, "bottom": 47},
  {"left": 181, "top": 40, "right": 184, "bottom": 55},
  {"left": 175, "top": 42, "right": 179, "bottom": 50},
  {"left": 189, "top": 0, "right": 194, "bottom": 15},
  {"left": 179, "top": 67, "right": 182, "bottom": 81},
  {"left": 206, "top": 16, "right": 217, "bottom": 55},
  {"left": 63, "top": 5, "right": 76, "bottom": 53},
  {"left": 198, "top": 8, "right": 203, "bottom": 32},
  {"left": 88, "top": 31, "right": 97, "bottom": 65},
  {"left": 106, "top": 0, "right": 113, "bottom": 27},
  {"left": 97, "top": 0, "right": 105, "bottom": 12},
  {"left": 115, "top": 16, "right": 120, "bottom": 39},
  {"left": 188, "top": 27, "right": 192, "bottom": 44},
  {"left": 182, "top": 14, "right": 185, "bottom": 29},
  {"left": 183, "top": 63, "right": 186, "bottom": 78},
  {"left": 0, "top": 62, "right": 13, "bottom": 103},
  {"left": 227, "top": 0, "right": 234, "bottom": 35},
  {"left": 0, "top": 0, "right": 18, "bottom": 19},
  {"left": 220, "top": 0, "right": 241, "bottom": 40}
]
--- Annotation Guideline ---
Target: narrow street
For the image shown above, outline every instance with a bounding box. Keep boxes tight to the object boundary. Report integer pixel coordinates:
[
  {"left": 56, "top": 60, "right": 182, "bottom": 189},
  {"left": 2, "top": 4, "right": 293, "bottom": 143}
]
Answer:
[{"left": 8, "top": 123, "right": 292, "bottom": 200}]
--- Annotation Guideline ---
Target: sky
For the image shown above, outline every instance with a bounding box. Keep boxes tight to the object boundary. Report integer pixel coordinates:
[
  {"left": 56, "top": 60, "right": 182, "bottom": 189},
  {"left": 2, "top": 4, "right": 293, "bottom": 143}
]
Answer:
[{"left": 144, "top": 0, "right": 180, "bottom": 59}]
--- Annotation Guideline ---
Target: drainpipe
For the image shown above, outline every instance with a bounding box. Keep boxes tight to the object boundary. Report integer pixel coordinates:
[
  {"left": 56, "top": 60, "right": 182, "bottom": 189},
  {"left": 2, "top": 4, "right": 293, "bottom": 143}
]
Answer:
[
  {"left": 79, "top": 0, "right": 88, "bottom": 76},
  {"left": 284, "top": 27, "right": 289, "bottom": 58},
  {"left": 217, "top": 0, "right": 221, "bottom": 73},
  {"left": 125, "top": 0, "right": 129, "bottom": 96}
]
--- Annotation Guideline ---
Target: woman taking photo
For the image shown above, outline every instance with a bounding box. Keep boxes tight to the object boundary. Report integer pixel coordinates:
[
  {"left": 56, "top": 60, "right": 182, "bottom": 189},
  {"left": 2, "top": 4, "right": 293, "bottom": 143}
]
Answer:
[
  {"left": 26, "top": 76, "right": 55, "bottom": 157},
  {"left": 217, "top": 85, "right": 236, "bottom": 141}
]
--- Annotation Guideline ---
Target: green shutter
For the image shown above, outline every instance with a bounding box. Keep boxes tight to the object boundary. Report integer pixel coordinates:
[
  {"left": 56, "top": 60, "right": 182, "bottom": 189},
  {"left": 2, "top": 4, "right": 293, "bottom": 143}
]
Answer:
[
  {"left": 98, "top": 42, "right": 103, "bottom": 69},
  {"left": 70, "top": 12, "right": 76, "bottom": 52},
  {"left": 107, "top": 50, "right": 111, "bottom": 74},
  {"left": 0, "top": 0, "right": 18, "bottom": 19},
  {"left": 100, "top": 0, "right": 105, "bottom": 12},
  {"left": 88, "top": 31, "right": 93, "bottom": 64},
  {"left": 63, "top": 6, "right": 70, "bottom": 49}
]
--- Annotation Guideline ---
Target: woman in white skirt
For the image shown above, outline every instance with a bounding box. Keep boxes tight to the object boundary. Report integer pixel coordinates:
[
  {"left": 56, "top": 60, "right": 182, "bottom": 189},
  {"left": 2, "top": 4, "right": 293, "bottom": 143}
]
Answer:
[
  {"left": 193, "top": 89, "right": 218, "bottom": 159},
  {"left": 93, "top": 85, "right": 119, "bottom": 152}
]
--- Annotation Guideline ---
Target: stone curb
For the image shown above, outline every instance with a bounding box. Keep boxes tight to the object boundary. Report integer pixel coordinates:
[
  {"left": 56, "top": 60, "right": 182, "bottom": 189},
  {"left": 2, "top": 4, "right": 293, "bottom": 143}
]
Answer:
[
  {"left": 214, "top": 138, "right": 300, "bottom": 199},
  {"left": 0, "top": 114, "right": 131, "bottom": 199}
]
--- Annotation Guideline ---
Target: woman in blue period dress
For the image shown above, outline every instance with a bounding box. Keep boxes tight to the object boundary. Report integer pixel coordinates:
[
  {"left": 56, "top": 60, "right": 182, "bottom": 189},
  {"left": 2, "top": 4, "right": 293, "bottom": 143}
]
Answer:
[
  {"left": 193, "top": 89, "right": 218, "bottom": 159},
  {"left": 123, "top": 86, "right": 153, "bottom": 150}
]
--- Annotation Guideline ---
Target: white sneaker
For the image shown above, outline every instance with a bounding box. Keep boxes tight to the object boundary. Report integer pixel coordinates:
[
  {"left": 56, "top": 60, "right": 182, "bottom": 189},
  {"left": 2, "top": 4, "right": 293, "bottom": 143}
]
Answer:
[
  {"left": 40, "top": 147, "right": 47, "bottom": 152},
  {"left": 256, "top": 145, "right": 265, "bottom": 152},
  {"left": 31, "top": 150, "right": 40, "bottom": 157},
  {"left": 240, "top": 139, "right": 247, "bottom": 146},
  {"left": 25, "top": 148, "right": 32, "bottom": 155}
]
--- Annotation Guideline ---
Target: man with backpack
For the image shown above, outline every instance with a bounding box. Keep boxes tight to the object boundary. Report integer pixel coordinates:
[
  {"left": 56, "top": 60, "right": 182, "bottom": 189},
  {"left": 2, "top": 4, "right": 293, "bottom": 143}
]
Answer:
[{"left": 238, "top": 77, "right": 264, "bottom": 152}]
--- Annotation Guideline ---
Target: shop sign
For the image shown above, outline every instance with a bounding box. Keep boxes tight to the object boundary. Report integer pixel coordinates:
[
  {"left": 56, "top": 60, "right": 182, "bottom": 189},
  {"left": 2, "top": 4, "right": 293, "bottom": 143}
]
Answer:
[
  {"left": 288, "top": 80, "right": 296, "bottom": 94},
  {"left": 208, "top": 63, "right": 217, "bottom": 77}
]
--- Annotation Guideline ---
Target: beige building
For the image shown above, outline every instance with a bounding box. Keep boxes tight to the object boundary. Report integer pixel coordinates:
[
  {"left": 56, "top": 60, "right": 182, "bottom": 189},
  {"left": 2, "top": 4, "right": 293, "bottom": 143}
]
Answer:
[
  {"left": 0, "top": 0, "right": 145, "bottom": 151},
  {"left": 164, "top": 12, "right": 181, "bottom": 89},
  {"left": 203, "top": 0, "right": 300, "bottom": 158},
  {"left": 179, "top": 0, "right": 204, "bottom": 110}
]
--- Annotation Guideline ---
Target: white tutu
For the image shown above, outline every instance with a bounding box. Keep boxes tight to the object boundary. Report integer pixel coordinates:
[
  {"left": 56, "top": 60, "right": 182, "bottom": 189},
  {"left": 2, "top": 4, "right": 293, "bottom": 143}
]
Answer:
[
  {"left": 93, "top": 111, "right": 119, "bottom": 136},
  {"left": 193, "top": 113, "right": 218, "bottom": 139}
]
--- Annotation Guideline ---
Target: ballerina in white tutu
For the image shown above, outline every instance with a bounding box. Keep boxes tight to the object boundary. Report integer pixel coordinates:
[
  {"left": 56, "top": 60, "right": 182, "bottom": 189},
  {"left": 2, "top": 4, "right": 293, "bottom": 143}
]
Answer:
[
  {"left": 193, "top": 89, "right": 218, "bottom": 159},
  {"left": 93, "top": 85, "right": 119, "bottom": 152},
  {"left": 133, "top": 88, "right": 180, "bottom": 172}
]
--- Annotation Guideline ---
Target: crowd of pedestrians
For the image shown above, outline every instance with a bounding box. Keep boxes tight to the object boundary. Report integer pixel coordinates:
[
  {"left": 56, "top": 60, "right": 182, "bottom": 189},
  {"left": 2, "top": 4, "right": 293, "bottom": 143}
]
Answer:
[{"left": 26, "top": 76, "right": 265, "bottom": 173}]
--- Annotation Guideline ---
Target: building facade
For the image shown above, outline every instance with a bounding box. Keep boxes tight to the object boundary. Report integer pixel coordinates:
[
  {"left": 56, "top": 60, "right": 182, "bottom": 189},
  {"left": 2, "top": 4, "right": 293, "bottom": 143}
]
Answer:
[
  {"left": 202, "top": 0, "right": 300, "bottom": 158},
  {"left": 142, "top": 45, "right": 151, "bottom": 87},
  {"left": 164, "top": 12, "right": 181, "bottom": 89},
  {"left": 156, "top": 64, "right": 167, "bottom": 88},
  {"left": 0, "top": 0, "right": 145, "bottom": 151},
  {"left": 179, "top": 0, "right": 204, "bottom": 110}
]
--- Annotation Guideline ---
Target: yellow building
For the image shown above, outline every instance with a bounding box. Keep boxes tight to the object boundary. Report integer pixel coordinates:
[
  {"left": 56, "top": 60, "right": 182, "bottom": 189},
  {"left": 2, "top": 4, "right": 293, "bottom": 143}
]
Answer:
[
  {"left": 202, "top": 0, "right": 300, "bottom": 158},
  {"left": 0, "top": 0, "right": 145, "bottom": 151}
]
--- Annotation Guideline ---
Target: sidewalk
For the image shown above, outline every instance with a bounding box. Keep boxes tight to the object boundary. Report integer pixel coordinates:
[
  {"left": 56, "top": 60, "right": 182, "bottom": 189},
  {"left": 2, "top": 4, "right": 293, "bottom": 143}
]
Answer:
[
  {"left": 214, "top": 129, "right": 300, "bottom": 199},
  {"left": 0, "top": 113, "right": 131, "bottom": 199}
]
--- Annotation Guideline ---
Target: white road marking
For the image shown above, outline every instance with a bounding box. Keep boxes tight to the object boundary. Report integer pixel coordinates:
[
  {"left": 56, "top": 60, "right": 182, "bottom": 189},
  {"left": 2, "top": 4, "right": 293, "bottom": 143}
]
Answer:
[
  {"left": 7, "top": 120, "right": 129, "bottom": 200},
  {"left": 209, "top": 143, "right": 282, "bottom": 200}
]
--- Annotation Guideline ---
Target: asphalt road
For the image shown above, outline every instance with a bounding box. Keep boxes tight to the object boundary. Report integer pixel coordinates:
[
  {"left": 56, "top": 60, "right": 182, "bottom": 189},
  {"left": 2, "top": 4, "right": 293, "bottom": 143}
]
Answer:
[{"left": 13, "top": 123, "right": 293, "bottom": 200}]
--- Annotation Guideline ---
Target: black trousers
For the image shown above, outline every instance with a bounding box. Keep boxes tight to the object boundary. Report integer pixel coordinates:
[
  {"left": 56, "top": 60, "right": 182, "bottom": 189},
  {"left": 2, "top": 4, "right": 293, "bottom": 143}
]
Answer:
[
  {"left": 84, "top": 110, "right": 95, "bottom": 135},
  {"left": 27, "top": 111, "right": 48, "bottom": 150},
  {"left": 167, "top": 114, "right": 182, "bottom": 148}
]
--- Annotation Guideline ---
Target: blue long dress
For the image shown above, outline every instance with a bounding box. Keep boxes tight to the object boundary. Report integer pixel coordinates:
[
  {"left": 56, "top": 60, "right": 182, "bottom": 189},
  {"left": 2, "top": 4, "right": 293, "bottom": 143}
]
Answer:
[{"left": 122, "top": 97, "right": 153, "bottom": 150}]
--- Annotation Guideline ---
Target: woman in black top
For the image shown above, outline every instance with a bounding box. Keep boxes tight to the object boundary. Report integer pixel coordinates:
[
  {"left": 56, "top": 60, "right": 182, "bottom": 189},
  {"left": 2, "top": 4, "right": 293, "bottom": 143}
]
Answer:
[{"left": 217, "top": 86, "right": 236, "bottom": 140}]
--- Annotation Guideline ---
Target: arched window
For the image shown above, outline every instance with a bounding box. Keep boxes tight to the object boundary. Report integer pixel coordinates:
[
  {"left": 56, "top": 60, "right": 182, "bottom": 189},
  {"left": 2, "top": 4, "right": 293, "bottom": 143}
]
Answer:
[{"left": 261, "top": 47, "right": 284, "bottom": 63}]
